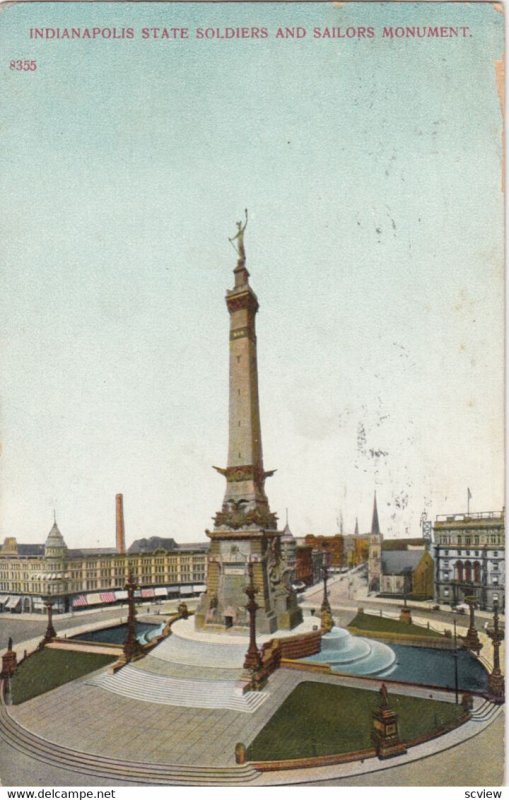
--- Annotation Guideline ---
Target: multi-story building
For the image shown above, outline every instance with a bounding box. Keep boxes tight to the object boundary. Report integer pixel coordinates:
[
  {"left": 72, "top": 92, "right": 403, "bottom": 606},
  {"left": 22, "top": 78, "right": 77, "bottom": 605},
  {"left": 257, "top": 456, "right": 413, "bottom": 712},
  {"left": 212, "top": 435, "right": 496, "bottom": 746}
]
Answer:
[
  {"left": 295, "top": 543, "right": 323, "bottom": 587},
  {"left": 303, "top": 534, "right": 344, "bottom": 568},
  {"left": 0, "top": 521, "right": 209, "bottom": 614},
  {"left": 433, "top": 509, "right": 505, "bottom": 611}
]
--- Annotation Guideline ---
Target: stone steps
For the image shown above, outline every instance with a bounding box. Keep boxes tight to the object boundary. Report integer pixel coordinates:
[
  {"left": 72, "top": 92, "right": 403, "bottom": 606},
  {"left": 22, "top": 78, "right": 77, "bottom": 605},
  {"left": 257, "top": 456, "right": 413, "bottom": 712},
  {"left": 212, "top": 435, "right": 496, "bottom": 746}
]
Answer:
[
  {"left": 0, "top": 703, "right": 260, "bottom": 785},
  {"left": 130, "top": 655, "right": 243, "bottom": 682},
  {"left": 151, "top": 633, "right": 247, "bottom": 669},
  {"left": 86, "top": 665, "right": 268, "bottom": 713},
  {"left": 472, "top": 700, "right": 503, "bottom": 723}
]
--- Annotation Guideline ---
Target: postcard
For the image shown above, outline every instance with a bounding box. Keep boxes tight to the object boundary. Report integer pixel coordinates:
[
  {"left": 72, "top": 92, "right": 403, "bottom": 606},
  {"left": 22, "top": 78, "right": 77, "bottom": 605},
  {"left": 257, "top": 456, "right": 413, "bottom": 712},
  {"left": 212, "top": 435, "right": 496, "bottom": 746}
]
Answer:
[{"left": 0, "top": 0, "right": 504, "bottom": 793}]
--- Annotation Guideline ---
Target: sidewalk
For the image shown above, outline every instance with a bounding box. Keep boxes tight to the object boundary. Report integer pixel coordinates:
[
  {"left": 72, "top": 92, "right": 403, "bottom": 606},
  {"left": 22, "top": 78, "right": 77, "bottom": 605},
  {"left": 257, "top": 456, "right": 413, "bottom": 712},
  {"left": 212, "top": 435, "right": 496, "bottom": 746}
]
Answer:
[{"left": 0, "top": 597, "right": 197, "bottom": 624}]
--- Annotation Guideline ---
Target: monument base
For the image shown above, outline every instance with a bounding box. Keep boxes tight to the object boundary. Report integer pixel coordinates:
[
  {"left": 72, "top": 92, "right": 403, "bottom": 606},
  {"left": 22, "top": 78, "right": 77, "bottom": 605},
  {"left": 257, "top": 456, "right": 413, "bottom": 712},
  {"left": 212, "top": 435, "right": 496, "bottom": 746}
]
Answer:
[{"left": 195, "top": 526, "right": 303, "bottom": 634}]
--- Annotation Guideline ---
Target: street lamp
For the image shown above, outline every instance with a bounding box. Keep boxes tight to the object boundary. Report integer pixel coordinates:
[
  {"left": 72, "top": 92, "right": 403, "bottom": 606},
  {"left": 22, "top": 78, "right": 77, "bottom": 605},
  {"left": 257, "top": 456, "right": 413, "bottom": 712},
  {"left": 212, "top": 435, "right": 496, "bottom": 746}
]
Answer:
[
  {"left": 320, "top": 549, "right": 334, "bottom": 633},
  {"left": 244, "top": 560, "right": 262, "bottom": 672},
  {"left": 40, "top": 573, "right": 68, "bottom": 644},
  {"left": 463, "top": 595, "right": 482, "bottom": 655},
  {"left": 452, "top": 615, "right": 459, "bottom": 704},
  {"left": 486, "top": 599, "right": 505, "bottom": 704},
  {"left": 123, "top": 570, "right": 143, "bottom": 662}
]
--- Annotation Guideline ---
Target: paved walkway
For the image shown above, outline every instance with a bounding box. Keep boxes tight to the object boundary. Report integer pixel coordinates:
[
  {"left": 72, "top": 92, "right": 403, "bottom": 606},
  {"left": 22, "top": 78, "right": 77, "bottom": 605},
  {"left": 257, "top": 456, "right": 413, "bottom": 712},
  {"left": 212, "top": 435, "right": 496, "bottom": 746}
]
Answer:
[
  {"left": 9, "top": 667, "right": 303, "bottom": 767},
  {"left": 2, "top": 591, "right": 504, "bottom": 786},
  {"left": 3, "top": 666, "right": 504, "bottom": 785}
]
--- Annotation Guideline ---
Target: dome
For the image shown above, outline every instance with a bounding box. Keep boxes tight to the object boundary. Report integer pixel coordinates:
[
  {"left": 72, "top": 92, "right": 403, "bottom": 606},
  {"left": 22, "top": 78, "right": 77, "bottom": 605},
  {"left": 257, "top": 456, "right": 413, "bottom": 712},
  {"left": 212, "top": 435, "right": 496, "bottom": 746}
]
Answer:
[{"left": 44, "top": 521, "right": 67, "bottom": 557}]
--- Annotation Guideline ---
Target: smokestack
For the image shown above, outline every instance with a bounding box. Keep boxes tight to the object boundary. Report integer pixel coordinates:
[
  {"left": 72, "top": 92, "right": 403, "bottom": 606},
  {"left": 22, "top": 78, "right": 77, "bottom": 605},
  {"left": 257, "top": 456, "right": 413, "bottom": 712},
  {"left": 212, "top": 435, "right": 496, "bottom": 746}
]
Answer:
[{"left": 116, "top": 493, "right": 126, "bottom": 554}]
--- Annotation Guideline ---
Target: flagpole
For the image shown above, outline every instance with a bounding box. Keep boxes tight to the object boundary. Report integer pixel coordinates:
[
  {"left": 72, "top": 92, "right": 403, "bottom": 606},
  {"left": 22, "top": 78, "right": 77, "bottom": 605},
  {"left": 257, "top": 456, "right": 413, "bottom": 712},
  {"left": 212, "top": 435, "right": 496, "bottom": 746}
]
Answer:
[{"left": 467, "top": 488, "right": 471, "bottom": 516}]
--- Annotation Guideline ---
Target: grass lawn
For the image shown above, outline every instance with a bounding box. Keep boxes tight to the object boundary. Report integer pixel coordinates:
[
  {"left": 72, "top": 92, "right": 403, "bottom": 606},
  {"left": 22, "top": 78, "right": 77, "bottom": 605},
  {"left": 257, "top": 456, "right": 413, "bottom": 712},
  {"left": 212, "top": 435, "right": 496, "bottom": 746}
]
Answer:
[
  {"left": 247, "top": 682, "right": 465, "bottom": 761},
  {"left": 348, "top": 612, "right": 444, "bottom": 638},
  {"left": 11, "top": 649, "right": 116, "bottom": 704}
]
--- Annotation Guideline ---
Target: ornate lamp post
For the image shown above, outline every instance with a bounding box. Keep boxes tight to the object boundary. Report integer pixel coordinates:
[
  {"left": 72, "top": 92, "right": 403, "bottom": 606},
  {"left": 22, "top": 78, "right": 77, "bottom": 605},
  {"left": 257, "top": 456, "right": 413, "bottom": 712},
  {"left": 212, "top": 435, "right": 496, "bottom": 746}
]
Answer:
[
  {"left": 486, "top": 599, "right": 505, "bottom": 704},
  {"left": 320, "top": 549, "right": 334, "bottom": 633},
  {"left": 1, "top": 637, "right": 17, "bottom": 679},
  {"left": 123, "top": 570, "right": 144, "bottom": 662},
  {"left": 244, "top": 561, "right": 262, "bottom": 671},
  {"left": 452, "top": 615, "right": 459, "bottom": 704},
  {"left": 463, "top": 594, "right": 482, "bottom": 655},
  {"left": 39, "top": 570, "right": 70, "bottom": 646},
  {"left": 399, "top": 583, "right": 412, "bottom": 625},
  {"left": 41, "top": 598, "right": 57, "bottom": 645}
]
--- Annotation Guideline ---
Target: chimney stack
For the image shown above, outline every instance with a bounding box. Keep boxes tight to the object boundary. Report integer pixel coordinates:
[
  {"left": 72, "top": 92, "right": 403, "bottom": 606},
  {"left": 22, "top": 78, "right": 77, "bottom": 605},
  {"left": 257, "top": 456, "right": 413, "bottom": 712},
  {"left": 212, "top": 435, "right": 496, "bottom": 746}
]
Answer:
[{"left": 116, "top": 493, "right": 126, "bottom": 554}]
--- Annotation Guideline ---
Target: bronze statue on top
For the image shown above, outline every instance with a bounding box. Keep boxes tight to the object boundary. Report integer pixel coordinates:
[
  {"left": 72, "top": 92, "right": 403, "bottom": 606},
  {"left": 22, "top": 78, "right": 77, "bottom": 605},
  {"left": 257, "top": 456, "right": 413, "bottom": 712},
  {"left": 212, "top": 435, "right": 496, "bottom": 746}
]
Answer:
[{"left": 229, "top": 209, "right": 248, "bottom": 263}]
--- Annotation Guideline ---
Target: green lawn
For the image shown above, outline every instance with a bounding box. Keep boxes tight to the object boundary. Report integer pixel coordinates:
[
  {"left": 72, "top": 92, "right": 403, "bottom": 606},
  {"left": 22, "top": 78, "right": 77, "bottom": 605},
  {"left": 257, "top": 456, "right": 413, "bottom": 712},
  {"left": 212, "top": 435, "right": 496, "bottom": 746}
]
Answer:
[
  {"left": 11, "top": 649, "right": 116, "bottom": 704},
  {"left": 348, "top": 612, "right": 444, "bottom": 638},
  {"left": 247, "top": 682, "right": 465, "bottom": 761}
]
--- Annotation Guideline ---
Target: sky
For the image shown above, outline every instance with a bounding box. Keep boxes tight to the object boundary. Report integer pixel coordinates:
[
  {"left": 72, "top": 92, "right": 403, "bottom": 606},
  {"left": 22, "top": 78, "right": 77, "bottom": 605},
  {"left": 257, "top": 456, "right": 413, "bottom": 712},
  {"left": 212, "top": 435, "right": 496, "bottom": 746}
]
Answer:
[{"left": 0, "top": 2, "right": 504, "bottom": 549}]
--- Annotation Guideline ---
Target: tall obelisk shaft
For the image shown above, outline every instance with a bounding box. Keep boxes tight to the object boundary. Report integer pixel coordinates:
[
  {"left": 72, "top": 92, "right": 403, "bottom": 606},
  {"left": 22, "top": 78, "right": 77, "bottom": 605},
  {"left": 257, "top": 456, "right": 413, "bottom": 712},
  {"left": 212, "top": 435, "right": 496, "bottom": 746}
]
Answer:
[
  {"left": 195, "top": 218, "right": 302, "bottom": 634},
  {"left": 221, "top": 260, "right": 272, "bottom": 515}
]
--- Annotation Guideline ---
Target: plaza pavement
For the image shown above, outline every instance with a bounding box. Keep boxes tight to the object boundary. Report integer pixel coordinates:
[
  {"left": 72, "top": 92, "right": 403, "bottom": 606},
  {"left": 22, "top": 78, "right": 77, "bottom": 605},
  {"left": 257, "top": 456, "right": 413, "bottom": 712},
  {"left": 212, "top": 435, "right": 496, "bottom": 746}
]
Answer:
[
  {"left": 0, "top": 586, "right": 504, "bottom": 786},
  {"left": 2, "top": 663, "right": 504, "bottom": 786}
]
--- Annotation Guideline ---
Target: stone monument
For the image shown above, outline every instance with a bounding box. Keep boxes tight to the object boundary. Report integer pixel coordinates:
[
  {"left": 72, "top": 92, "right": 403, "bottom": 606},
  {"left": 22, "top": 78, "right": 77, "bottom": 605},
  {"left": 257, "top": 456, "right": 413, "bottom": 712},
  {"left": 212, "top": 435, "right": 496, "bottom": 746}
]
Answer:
[
  {"left": 371, "top": 684, "right": 407, "bottom": 759},
  {"left": 195, "top": 216, "right": 302, "bottom": 634}
]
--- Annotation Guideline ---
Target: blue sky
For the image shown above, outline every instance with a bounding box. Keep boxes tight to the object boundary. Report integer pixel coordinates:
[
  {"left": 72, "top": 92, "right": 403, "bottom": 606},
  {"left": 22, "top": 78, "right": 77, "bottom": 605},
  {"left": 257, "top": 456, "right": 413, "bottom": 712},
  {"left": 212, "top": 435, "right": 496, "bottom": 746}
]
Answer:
[{"left": 0, "top": 2, "right": 504, "bottom": 548}]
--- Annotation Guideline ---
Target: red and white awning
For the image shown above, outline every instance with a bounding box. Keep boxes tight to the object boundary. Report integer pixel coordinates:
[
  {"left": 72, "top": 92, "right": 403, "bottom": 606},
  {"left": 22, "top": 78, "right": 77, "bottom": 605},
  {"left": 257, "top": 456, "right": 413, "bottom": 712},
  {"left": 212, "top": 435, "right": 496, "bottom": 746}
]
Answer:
[{"left": 99, "top": 592, "right": 116, "bottom": 604}]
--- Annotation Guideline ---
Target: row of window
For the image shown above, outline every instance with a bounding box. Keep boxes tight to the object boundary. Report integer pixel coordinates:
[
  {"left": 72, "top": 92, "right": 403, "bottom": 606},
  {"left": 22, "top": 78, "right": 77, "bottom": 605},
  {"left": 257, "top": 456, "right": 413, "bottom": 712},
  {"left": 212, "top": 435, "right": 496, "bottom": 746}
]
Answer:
[
  {"left": 436, "top": 535, "right": 503, "bottom": 546},
  {"left": 442, "top": 561, "right": 504, "bottom": 582},
  {"left": 439, "top": 550, "right": 499, "bottom": 557}
]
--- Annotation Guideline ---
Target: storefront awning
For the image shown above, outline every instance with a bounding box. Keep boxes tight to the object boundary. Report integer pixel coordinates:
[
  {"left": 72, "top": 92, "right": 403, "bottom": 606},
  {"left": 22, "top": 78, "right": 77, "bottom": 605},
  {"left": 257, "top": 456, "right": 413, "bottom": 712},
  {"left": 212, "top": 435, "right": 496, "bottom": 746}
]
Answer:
[
  {"left": 5, "top": 597, "right": 21, "bottom": 609},
  {"left": 115, "top": 590, "right": 128, "bottom": 600},
  {"left": 0, "top": 595, "right": 10, "bottom": 604},
  {"left": 86, "top": 593, "right": 102, "bottom": 605},
  {"left": 141, "top": 588, "right": 155, "bottom": 598},
  {"left": 193, "top": 585, "right": 207, "bottom": 593},
  {"left": 154, "top": 588, "right": 167, "bottom": 597},
  {"left": 72, "top": 595, "right": 87, "bottom": 608},
  {"left": 180, "top": 586, "right": 193, "bottom": 595},
  {"left": 99, "top": 592, "right": 116, "bottom": 604}
]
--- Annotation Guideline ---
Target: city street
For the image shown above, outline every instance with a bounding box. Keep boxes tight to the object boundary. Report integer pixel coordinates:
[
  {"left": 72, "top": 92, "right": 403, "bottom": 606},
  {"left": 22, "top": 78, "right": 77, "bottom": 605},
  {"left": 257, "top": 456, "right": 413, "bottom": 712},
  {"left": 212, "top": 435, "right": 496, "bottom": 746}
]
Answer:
[
  {"left": 300, "top": 568, "right": 491, "bottom": 632},
  {"left": 0, "top": 599, "right": 193, "bottom": 654}
]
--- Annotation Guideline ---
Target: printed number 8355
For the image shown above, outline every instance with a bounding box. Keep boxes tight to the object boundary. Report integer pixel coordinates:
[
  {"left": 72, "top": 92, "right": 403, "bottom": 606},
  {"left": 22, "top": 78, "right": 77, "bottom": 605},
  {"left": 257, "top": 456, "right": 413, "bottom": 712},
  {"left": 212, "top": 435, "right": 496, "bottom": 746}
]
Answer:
[{"left": 10, "top": 60, "right": 37, "bottom": 71}]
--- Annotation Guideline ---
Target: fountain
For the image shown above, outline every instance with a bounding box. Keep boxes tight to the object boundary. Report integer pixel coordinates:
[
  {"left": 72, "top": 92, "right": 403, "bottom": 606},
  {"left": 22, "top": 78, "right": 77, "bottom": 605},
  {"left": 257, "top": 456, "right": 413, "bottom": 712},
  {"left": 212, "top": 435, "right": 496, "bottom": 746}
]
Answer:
[
  {"left": 299, "top": 555, "right": 397, "bottom": 677},
  {"left": 300, "top": 626, "right": 397, "bottom": 677}
]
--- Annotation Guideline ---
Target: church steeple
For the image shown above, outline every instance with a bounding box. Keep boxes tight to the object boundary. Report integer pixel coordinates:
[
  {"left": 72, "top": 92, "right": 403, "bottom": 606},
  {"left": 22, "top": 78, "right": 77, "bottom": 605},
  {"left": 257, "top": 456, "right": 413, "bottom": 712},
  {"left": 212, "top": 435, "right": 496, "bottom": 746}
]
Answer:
[{"left": 371, "top": 491, "right": 380, "bottom": 536}]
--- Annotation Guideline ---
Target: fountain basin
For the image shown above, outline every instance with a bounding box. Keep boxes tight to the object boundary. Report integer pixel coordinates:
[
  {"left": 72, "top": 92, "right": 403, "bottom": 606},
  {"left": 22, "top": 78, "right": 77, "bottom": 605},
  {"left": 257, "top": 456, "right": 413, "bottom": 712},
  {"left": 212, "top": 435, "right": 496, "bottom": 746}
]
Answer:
[{"left": 300, "top": 626, "right": 397, "bottom": 677}]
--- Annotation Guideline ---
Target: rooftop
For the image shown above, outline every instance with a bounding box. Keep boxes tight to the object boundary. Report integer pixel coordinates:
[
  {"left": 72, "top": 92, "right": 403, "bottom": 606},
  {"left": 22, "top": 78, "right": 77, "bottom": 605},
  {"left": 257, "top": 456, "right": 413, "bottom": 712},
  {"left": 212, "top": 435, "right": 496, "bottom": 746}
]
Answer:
[
  {"left": 435, "top": 511, "right": 504, "bottom": 523},
  {"left": 382, "top": 538, "right": 426, "bottom": 551}
]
